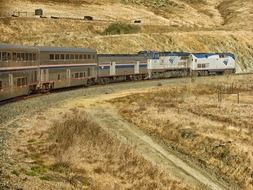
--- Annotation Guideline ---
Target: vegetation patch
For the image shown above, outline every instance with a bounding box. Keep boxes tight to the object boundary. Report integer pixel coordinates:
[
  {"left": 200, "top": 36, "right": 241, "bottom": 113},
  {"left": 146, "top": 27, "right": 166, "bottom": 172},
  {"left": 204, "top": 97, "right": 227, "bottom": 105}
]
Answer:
[{"left": 103, "top": 22, "right": 141, "bottom": 35}]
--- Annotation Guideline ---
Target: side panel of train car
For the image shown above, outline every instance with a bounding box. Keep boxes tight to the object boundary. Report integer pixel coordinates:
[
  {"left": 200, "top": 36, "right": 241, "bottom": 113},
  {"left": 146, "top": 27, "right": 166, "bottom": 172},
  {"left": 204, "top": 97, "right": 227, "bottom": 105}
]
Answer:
[
  {"left": 147, "top": 52, "right": 190, "bottom": 78},
  {"left": 39, "top": 47, "right": 97, "bottom": 90},
  {"left": 0, "top": 44, "right": 39, "bottom": 101},
  {"left": 190, "top": 53, "right": 236, "bottom": 76},
  {"left": 98, "top": 54, "right": 148, "bottom": 83}
]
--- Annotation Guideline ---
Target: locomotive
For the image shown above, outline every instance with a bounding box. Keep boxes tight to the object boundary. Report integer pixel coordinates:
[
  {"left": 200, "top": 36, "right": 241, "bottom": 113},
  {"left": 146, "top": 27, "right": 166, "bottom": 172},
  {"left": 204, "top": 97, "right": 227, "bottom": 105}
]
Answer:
[{"left": 0, "top": 44, "right": 236, "bottom": 101}]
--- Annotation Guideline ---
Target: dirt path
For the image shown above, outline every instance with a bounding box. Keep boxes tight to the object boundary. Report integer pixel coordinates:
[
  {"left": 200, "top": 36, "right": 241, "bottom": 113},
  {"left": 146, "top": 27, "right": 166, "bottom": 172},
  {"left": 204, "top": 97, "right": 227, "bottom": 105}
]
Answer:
[{"left": 86, "top": 103, "right": 236, "bottom": 190}]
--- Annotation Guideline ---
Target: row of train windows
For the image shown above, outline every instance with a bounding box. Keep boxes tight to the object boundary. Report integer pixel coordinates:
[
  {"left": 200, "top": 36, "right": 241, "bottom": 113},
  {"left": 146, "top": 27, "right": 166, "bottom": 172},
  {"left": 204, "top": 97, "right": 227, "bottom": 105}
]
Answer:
[
  {"left": 17, "top": 77, "right": 28, "bottom": 86},
  {"left": 0, "top": 78, "right": 27, "bottom": 89},
  {"left": 49, "top": 54, "right": 95, "bottom": 61},
  {"left": 74, "top": 72, "right": 86, "bottom": 79},
  {"left": 197, "top": 64, "right": 207, "bottom": 68},
  {"left": 73, "top": 69, "right": 91, "bottom": 78},
  {"left": 0, "top": 52, "right": 37, "bottom": 61}
]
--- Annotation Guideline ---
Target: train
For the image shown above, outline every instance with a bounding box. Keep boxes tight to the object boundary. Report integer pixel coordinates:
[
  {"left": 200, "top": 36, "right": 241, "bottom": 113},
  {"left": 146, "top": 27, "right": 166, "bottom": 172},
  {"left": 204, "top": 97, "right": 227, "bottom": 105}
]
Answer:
[{"left": 0, "top": 44, "right": 236, "bottom": 101}]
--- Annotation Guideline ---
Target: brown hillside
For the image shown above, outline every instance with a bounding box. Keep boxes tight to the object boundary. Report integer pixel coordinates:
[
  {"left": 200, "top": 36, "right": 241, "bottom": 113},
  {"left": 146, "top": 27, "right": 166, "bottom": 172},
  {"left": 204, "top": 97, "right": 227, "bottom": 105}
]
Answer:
[{"left": 0, "top": 0, "right": 252, "bottom": 72}]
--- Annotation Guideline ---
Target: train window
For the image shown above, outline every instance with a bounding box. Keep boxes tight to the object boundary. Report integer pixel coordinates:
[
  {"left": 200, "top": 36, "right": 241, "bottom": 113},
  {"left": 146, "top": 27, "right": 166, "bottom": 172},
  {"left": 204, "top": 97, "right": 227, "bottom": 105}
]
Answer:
[
  {"left": 32, "top": 54, "right": 37, "bottom": 61},
  {"left": 17, "top": 53, "right": 21, "bottom": 61},
  {"left": 83, "top": 54, "right": 87, "bottom": 59},
  {"left": 21, "top": 53, "right": 25, "bottom": 61},
  {"left": 88, "top": 68, "right": 91, "bottom": 76},
  {"left": 0, "top": 52, "right": 1, "bottom": 61},
  {"left": 195, "top": 59, "right": 197, "bottom": 63},
  {"left": 75, "top": 73, "right": 79, "bottom": 78},
  {"left": 197, "top": 64, "right": 202, "bottom": 68},
  {"left": 2, "top": 52, "right": 8, "bottom": 61},
  {"left": 28, "top": 53, "right": 33, "bottom": 61},
  {"left": 66, "top": 54, "right": 70, "bottom": 60},
  {"left": 60, "top": 54, "right": 65, "bottom": 60},
  {"left": 0, "top": 81, "right": 2, "bottom": 89},
  {"left": 88, "top": 55, "right": 91, "bottom": 59},
  {"left": 70, "top": 55, "right": 74, "bottom": 60},
  {"left": 58, "top": 74, "right": 61, "bottom": 80},
  {"left": 75, "top": 54, "right": 78, "bottom": 60},
  {"left": 55, "top": 54, "right": 60, "bottom": 60},
  {"left": 92, "top": 55, "right": 95, "bottom": 59},
  {"left": 79, "top": 55, "right": 83, "bottom": 59},
  {"left": 25, "top": 53, "right": 29, "bottom": 61},
  {"left": 50, "top": 54, "right": 54, "bottom": 60},
  {"left": 80, "top": 73, "right": 83, "bottom": 78},
  {"left": 12, "top": 53, "right": 16, "bottom": 61},
  {"left": 83, "top": 72, "right": 86, "bottom": 77}
]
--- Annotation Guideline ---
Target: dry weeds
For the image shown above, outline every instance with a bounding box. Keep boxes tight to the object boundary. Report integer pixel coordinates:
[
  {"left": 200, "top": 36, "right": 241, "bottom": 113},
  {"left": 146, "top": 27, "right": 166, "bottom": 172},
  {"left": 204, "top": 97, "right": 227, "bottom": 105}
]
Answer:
[
  {"left": 110, "top": 76, "right": 253, "bottom": 190},
  {"left": 5, "top": 110, "right": 191, "bottom": 189}
]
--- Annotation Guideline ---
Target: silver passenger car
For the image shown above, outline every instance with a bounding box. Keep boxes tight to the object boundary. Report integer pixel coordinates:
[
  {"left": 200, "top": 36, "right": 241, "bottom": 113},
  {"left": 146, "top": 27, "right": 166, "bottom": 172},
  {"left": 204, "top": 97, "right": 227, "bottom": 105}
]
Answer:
[
  {"left": 0, "top": 44, "right": 39, "bottom": 101},
  {"left": 98, "top": 54, "right": 148, "bottom": 83},
  {"left": 38, "top": 46, "right": 98, "bottom": 90}
]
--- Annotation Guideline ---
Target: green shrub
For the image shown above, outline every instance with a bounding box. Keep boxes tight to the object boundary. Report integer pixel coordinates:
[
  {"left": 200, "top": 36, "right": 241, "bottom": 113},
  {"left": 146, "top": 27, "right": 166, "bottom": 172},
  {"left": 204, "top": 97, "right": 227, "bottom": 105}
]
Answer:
[{"left": 103, "top": 22, "right": 141, "bottom": 35}]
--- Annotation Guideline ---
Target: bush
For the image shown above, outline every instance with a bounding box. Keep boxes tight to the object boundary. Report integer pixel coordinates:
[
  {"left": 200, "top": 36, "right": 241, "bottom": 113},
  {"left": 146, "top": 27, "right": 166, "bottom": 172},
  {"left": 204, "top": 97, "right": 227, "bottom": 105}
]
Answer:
[{"left": 103, "top": 22, "right": 141, "bottom": 35}]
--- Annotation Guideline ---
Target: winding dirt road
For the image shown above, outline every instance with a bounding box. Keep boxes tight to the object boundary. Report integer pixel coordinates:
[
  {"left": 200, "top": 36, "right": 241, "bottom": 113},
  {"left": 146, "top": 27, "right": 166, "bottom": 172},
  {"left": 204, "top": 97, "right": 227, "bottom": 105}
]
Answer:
[{"left": 85, "top": 103, "right": 238, "bottom": 190}]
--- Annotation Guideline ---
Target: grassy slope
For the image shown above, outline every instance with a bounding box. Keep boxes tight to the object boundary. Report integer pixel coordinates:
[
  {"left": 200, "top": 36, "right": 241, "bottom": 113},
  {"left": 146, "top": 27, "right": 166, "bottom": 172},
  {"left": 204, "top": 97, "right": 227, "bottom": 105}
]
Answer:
[{"left": 0, "top": 0, "right": 252, "bottom": 72}]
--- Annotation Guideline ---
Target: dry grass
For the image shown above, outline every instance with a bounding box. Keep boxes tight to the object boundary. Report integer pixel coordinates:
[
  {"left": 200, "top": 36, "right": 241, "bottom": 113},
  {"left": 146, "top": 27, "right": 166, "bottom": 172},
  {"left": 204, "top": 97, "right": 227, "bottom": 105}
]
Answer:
[
  {"left": 35, "top": 111, "right": 190, "bottom": 189},
  {"left": 110, "top": 76, "right": 253, "bottom": 190}
]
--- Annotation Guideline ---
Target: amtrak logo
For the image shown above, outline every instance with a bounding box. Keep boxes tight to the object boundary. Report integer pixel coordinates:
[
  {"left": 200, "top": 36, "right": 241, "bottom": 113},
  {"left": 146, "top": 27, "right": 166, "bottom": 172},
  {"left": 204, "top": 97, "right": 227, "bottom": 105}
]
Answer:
[
  {"left": 169, "top": 58, "right": 175, "bottom": 64},
  {"left": 223, "top": 59, "right": 228, "bottom": 65}
]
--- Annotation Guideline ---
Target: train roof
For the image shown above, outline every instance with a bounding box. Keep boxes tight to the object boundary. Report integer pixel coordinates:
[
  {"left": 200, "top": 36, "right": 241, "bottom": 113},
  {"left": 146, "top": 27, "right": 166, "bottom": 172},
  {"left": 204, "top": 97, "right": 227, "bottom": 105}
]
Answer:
[
  {"left": 192, "top": 53, "right": 235, "bottom": 59},
  {"left": 38, "top": 46, "right": 96, "bottom": 53},
  {"left": 0, "top": 43, "right": 38, "bottom": 51},
  {"left": 158, "top": 52, "right": 190, "bottom": 56},
  {"left": 98, "top": 54, "right": 145, "bottom": 57},
  {"left": 139, "top": 51, "right": 190, "bottom": 57}
]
